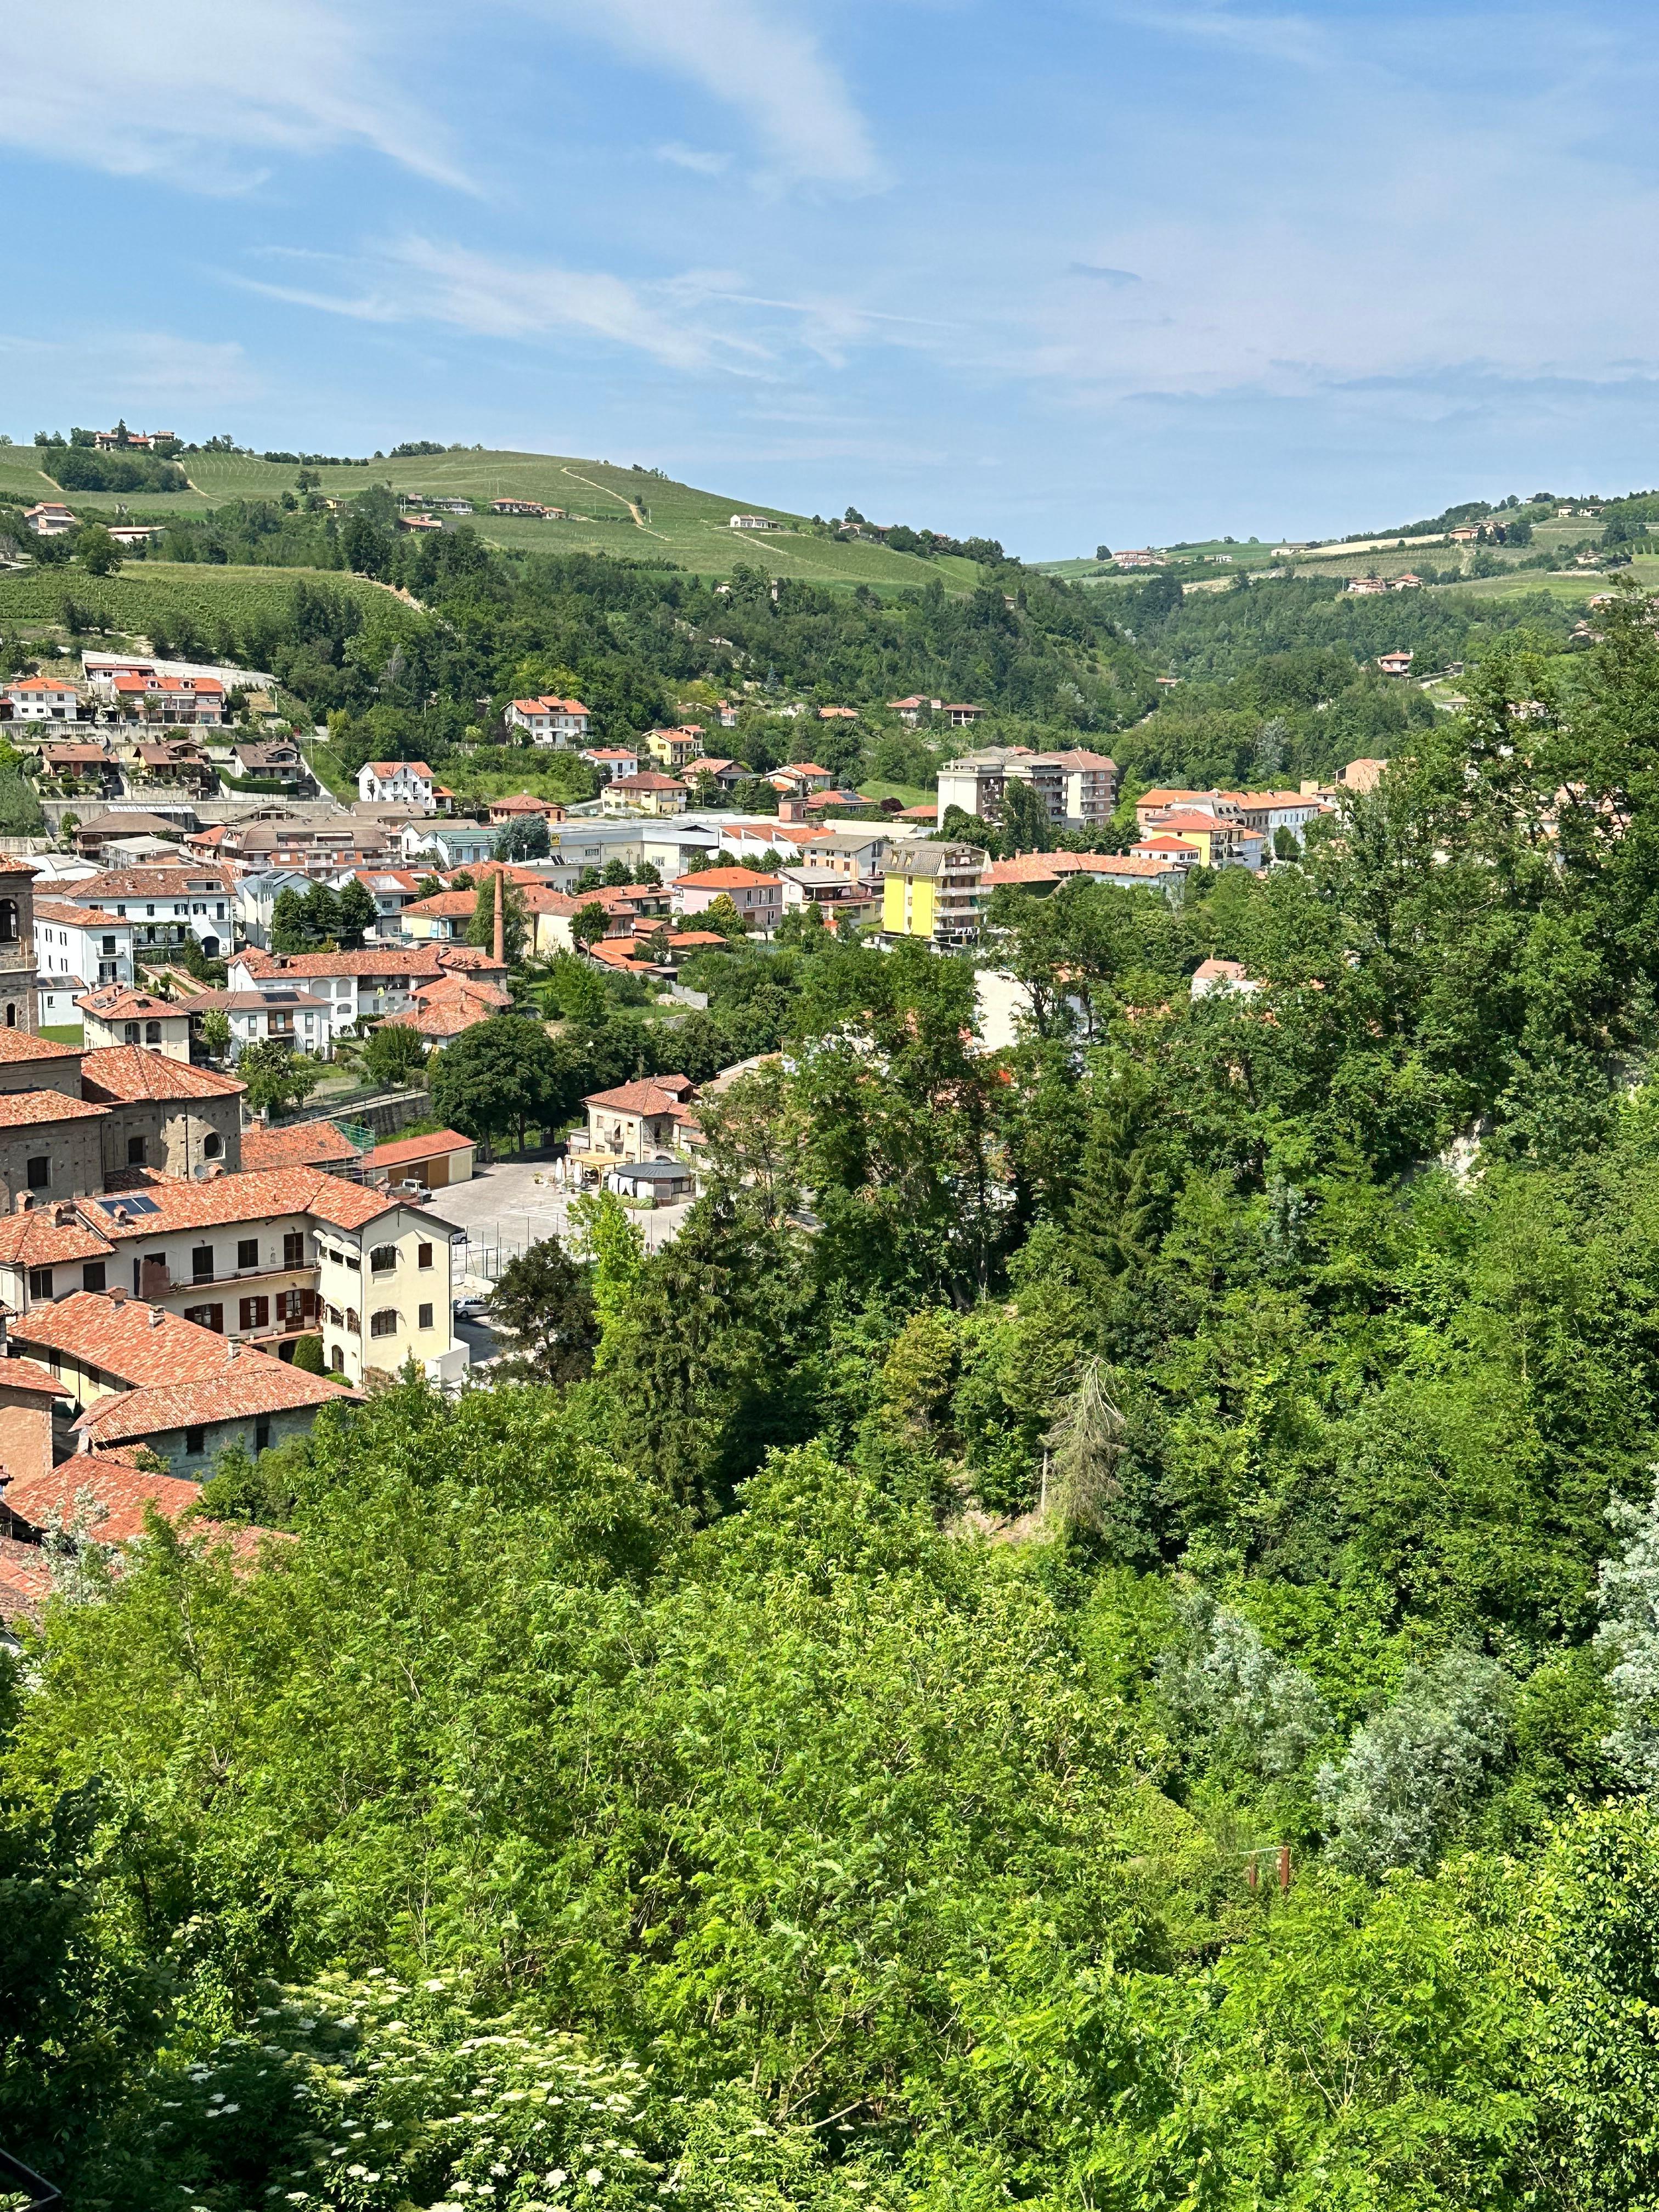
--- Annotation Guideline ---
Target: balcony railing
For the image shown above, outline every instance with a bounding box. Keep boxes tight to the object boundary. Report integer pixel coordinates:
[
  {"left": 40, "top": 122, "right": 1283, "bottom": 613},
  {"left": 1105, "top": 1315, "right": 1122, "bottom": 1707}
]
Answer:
[{"left": 0, "top": 2148, "right": 61, "bottom": 2212}]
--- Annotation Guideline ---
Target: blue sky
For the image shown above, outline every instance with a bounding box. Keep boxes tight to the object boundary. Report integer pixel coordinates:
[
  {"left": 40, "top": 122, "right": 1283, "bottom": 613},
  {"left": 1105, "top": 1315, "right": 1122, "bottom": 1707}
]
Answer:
[{"left": 4, "top": 1, "right": 1659, "bottom": 556}]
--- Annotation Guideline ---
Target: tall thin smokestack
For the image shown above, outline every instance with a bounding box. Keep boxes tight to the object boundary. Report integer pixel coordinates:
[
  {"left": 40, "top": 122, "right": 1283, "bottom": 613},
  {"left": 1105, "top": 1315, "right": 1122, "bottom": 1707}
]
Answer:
[{"left": 493, "top": 871, "right": 504, "bottom": 966}]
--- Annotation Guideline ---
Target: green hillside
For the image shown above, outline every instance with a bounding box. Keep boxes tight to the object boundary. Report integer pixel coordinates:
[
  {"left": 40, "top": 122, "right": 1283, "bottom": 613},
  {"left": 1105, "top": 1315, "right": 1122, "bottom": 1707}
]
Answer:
[
  {"left": 0, "top": 560, "right": 406, "bottom": 638},
  {"left": 7, "top": 442, "right": 979, "bottom": 589}
]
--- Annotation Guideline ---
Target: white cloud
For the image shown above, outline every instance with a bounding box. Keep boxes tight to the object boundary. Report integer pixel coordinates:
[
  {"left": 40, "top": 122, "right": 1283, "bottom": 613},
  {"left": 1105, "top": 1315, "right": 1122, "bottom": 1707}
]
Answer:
[
  {"left": 0, "top": 0, "right": 466, "bottom": 190},
  {"left": 656, "top": 143, "right": 733, "bottom": 176},
  {"left": 237, "top": 239, "right": 771, "bottom": 371},
  {"left": 533, "top": 0, "right": 882, "bottom": 187}
]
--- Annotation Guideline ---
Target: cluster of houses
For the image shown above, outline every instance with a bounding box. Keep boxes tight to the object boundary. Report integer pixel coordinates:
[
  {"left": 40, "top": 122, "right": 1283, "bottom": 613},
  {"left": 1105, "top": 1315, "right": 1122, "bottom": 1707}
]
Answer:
[{"left": 0, "top": 852, "right": 490, "bottom": 1636}]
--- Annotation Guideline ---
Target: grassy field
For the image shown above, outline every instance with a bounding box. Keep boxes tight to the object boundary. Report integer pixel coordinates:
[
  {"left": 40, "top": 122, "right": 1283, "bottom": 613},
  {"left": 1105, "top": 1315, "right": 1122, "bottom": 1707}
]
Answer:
[
  {"left": 0, "top": 561, "right": 408, "bottom": 641},
  {"left": 3, "top": 444, "right": 979, "bottom": 590}
]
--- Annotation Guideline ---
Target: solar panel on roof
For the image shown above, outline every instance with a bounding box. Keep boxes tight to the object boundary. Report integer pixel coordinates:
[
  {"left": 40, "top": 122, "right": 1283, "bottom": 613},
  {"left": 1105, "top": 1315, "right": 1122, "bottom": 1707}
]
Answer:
[{"left": 99, "top": 1194, "right": 159, "bottom": 1216}]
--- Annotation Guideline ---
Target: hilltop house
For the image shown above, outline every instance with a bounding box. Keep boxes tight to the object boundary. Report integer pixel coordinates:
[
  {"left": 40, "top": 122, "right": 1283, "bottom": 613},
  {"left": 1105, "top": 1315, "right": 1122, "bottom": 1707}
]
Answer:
[{"left": 505, "top": 696, "right": 591, "bottom": 746}]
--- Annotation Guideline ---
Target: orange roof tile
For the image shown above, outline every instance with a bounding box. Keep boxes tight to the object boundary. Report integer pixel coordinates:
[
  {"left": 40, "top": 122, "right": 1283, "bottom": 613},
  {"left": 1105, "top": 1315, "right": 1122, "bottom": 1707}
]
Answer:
[
  {"left": 0, "top": 1214, "right": 113, "bottom": 1268},
  {"left": 73, "top": 1353, "right": 354, "bottom": 1444},
  {"left": 584, "top": 1077, "right": 694, "bottom": 1115},
  {"left": 0, "top": 1029, "right": 80, "bottom": 1065},
  {"left": 2, "top": 1454, "right": 274, "bottom": 1560},
  {"left": 79, "top": 1047, "right": 244, "bottom": 1104},
  {"left": 0, "top": 1091, "right": 106, "bottom": 1127},
  {"left": 673, "top": 867, "right": 783, "bottom": 889},
  {"left": 364, "top": 1128, "right": 472, "bottom": 1170},
  {"left": 238, "top": 1121, "right": 363, "bottom": 1172}
]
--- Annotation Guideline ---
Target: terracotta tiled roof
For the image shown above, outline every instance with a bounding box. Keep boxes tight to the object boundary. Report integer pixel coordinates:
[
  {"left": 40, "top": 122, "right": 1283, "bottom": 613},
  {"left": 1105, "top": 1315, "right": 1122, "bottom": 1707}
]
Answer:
[
  {"left": 611, "top": 772, "right": 688, "bottom": 793},
  {"left": 0, "top": 1214, "right": 114, "bottom": 1268},
  {"left": 432, "top": 946, "right": 508, "bottom": 975},
  {"left": 404, "top": 889, "right": 476, "bottom": 919},
  {"left": 240, "top": 949, "right": 444, "bottom": 980},
  {"left": 586, "top": 940, "right": 658, "bottom": 972},
  {"left": 3, "top": 1451, "right": 287, "bottom": 1563},
  {"left": 365, "top": 1128, "right": 472, "bottom": 1171},
  {"left": 0, "top": 1029, "right": 80, "bottom": 1065},
  {"left": 76, "top": 867, "right": 233, "bottom": 899},
  {"left": 0, "top": 1535, "right": 52, "bottom": 1627},
  {"left": 673, "top": 867, "right": 783, "bottom": 890},
  {"left": 667, "top": 930, "right": 726, "bottom": 948},
  {"left": 365, "top": 761, "right": 434, "bottom": 778},
  {"left": 0, "top": 1354, "right": 73, "bottom": 1397},
  {"left": 584, "top": 1077, "right": 695, "bottom": 1115},
  {"left": 75, "top": 1166, "right": 416, "bottom": 1242},
  {"left": 488, "top": 792, "right": 560, "bottom": 814},
  {"left": 239, "top": 1121, "right": 362, "bottom": 1171},
  {"left": 74, "top": 1354, "right": 354, "bottom": 1444},
  {"left": 79, "top": 1047, "right": 245, "bottom": 1103},
  {"left": 414, "top": 973, "right": 510, "bottom": 1009},
  {"left": 35, "top": 896, "right": 120, "bottom": 929},
  {"left": 12, "top": 1292, "right": 253, "bottom": 1385},
  {"left": 0, "top": 1091, "right": 106, "bottom": 1126},
  {"left": 78, "top": 988, "right": 181, "bottom": 1023}
]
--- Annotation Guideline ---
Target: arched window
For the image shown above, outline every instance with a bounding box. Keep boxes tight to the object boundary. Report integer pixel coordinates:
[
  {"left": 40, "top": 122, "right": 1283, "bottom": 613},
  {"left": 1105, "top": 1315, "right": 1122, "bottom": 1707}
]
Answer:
[
  {"left": 369, "top": 1243, "right": 398, "bottom": 1273},
  {"left": 0, "top": 900, "right": 19, "bottom": 945},
  {"left": 202, "top": 1132, "right": 222, "bottom": 1159},
  {"left": 370, "top": 1309, "right": 399, "bottom": 1339},
  {"left": 144, "top": 1020, "right": 161, "bottom": 1045},
  {"left": 330, "top": 1344, "right": 345, "bottom": 1372},
  {"left": 345, "top": 1307, "right": 360, "bottom": 1335}
]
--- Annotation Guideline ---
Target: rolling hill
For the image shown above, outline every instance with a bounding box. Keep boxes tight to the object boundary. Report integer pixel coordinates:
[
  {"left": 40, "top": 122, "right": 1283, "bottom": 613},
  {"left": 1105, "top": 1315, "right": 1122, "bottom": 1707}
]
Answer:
[{"left": 0, "top": 442, "right": 980, "bottom": 591}]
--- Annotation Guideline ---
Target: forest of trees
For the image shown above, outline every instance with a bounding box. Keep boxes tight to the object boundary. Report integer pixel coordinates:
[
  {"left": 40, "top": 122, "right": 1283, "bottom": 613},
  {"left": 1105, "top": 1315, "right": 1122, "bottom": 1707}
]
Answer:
[{"left": 11, "top": 594, "right": 1659, "bottom": 2205}]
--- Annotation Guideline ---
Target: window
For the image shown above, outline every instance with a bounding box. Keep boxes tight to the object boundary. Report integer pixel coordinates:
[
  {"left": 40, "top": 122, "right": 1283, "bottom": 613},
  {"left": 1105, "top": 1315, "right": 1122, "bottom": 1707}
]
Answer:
[
  {"left": 418, "top": 1302, "right": 434, "bottom": 1330},
  {"left": 203, "top": 1133, "right": 222, "bottom": 1159},
  {"left": 330, "top": 1344, "right": 346, "bottom": 1372},
  {"left": 255, "top": 1420, "right": 272, "bottom": 1454},
  {"left": 27, "top": 1267, "right": 52, "bottom": 1301},
  {"left": 191, "top": 1243, "right": 215, "bottom": 1282},
  {"left": 238, "top": 1238, "right": 258, "bottom": 1269},
  {"left": 278, "top": 1288, "right": 306, "bottom": 1324},
  {"left": 183, "top": 1304, "right": 223, "bottom": 1332},
  {"left": 369, "top": 1244, "right": 397, "bottom": 1274},
  {"left": 184, "top": 1426, "right": 205, "bottom": 1455},
  {"left": 101, "top": 936, "right": 115, "bottom": 956},
  {"left": 144, "top": 1020, "right": 161, "bottom": 1045},
  {"left": 345, "top": 1308, "right": 359, "bottom": 1335},
  {"left": 0, "top": 899, "right": 16, "bottom": 944},
  {"left": 127, "top": 1135, "right": 146, "bottom": 1166},
  {"left": 123, "top": 1022, "right": 139, "bottom": 1044},
  {"left": 417, "top": 1242, "right": 434, "bottom": 1269},
  {"left": 239, "top": 1295, "right": 269, "bottom": 1330},
  {"left": 26, "top": 1156, "right": 48, "bottom": 1190},
  {"left": 283, "top": 1230, "right": 304, "bottom": 1268},
  {"left": 370, "top": 1309, "right": 399, "bottom": 1339}
]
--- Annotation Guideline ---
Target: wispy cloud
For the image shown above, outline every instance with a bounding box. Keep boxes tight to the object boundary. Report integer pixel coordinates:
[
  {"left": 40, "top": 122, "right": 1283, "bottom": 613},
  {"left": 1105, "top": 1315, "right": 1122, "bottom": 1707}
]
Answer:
[
  {"left": 1069, "top": 263, "right": 1143, "bottom": 287},
  {"left": 0, "top": 332, "right": 266, "bottom": 408},
  {"left": 236, "top": 239, "right": 770, "bottom": 371},
  {"left": 656, "top": 143, "right": 733, "bottom": 176},
  {"left": 0, "top": 0, "right": 467, "bottom": 190},
  {"left": 533, "top": 0, "right": 883, "bottom": 187}
]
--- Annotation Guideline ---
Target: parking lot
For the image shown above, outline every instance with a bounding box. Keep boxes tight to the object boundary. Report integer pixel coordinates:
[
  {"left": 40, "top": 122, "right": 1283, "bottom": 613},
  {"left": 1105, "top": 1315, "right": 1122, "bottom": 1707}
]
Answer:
[{"left": 426, "top": 1153, "right": 695, "bottom": 1296}]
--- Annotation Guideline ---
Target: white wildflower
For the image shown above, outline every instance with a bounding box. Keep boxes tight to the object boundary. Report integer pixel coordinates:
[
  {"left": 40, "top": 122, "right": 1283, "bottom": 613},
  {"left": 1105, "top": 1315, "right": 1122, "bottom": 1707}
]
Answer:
[{"left": 586, "top": 2171, "right": 604, "bottom": 2188}]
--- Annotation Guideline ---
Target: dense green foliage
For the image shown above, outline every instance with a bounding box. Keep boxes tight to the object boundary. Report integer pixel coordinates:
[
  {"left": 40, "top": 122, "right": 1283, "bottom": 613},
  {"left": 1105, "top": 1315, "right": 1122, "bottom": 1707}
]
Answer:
[{"left": 18, "top": 555, "right": 1659, "bottom": 2207}]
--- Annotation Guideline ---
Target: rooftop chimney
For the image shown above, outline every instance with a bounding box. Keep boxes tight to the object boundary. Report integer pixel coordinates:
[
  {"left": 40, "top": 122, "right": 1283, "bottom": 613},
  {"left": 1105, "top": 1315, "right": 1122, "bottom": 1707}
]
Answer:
[
  {"left": 147, "top": 1305, "right": 163, "bottom": 1327},
  {"left": 108, "top": 1288, "right": 126, "bottom": 1306}
]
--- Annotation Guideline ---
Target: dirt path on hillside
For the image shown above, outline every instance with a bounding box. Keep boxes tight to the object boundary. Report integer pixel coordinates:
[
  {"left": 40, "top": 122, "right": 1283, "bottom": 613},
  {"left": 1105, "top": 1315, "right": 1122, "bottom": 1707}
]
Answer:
[{"left": 560, "top": 467, "right": 672, "bottom": 543}]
